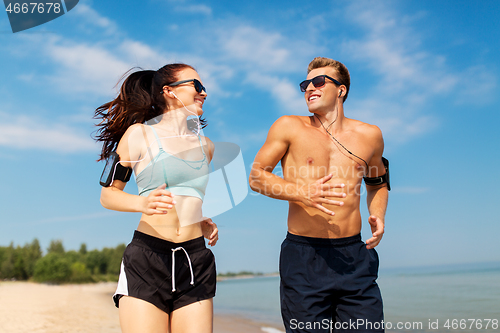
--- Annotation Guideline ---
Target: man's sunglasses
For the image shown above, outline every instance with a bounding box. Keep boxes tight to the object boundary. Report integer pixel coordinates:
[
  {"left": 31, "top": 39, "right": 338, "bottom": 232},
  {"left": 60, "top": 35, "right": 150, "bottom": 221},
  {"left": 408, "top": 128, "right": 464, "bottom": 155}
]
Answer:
[
  {"left": 299, "top": 75, "right": 342, "bottom": 92},
  {"left": 166, "top": 79, "right": 206, "bottom": 93}
]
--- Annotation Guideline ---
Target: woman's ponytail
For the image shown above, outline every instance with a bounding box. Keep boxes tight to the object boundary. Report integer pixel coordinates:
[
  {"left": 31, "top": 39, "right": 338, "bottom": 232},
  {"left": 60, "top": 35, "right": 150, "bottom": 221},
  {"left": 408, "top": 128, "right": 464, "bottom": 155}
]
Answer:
[{"left": 93, "top": 69, "right": 159, "bottom": 161}]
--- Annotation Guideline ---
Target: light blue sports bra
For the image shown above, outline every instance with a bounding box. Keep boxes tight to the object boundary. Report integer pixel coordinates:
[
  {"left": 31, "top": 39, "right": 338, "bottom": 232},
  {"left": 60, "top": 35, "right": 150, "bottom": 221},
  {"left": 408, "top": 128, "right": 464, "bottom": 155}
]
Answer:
[{"left": 136, "top": 126, "right": 209, "bottom": 200}]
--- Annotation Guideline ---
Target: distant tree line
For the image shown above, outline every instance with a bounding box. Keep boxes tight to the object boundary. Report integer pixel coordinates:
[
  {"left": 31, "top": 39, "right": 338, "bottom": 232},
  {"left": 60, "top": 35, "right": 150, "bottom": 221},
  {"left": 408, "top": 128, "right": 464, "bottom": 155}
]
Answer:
[
  {"left": 218, "top": 271, "right": 264, "bottom": 278},
  {"left": 0, "top": 239, "right": 126, "bottom": 284}
]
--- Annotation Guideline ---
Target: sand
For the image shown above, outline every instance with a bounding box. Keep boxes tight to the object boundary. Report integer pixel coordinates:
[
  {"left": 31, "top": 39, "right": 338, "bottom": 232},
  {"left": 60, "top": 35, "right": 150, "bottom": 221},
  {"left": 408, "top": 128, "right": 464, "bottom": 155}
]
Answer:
[{"left": 0, "top": 281, "right": 284, "bottom": 333}]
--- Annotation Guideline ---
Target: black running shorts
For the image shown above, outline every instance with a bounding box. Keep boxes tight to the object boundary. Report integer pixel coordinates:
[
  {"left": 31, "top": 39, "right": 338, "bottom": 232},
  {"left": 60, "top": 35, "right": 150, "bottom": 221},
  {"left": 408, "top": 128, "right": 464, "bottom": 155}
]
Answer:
[
  {"left": 280, "top": 232, "right": 384, "bottom": 333},
  {"left": 113, "top": 230, "right": 216, "bottom": 313}
]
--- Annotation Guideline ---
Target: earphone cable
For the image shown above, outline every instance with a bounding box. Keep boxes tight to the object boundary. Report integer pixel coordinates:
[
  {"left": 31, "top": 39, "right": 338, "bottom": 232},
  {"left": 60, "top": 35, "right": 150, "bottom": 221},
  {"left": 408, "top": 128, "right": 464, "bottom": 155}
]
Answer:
[{"left": 314, "top": 114, "right": 369, "bottom": 170}]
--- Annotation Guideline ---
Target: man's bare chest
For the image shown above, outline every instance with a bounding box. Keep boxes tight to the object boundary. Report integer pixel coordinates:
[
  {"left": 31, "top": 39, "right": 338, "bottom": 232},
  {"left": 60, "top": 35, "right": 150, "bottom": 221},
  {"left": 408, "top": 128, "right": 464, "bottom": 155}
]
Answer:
[{"left": 283, "top": 130, "right": 371, "bottom": 180}]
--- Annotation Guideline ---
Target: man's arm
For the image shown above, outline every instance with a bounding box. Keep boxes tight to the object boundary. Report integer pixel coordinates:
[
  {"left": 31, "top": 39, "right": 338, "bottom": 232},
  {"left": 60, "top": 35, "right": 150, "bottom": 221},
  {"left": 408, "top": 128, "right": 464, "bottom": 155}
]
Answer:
[
  {"left": 364, "top": 126, "right": 389, "bottom": 249},
  {"left": 249, "top": 116, "right": 345, "bottom": 216}
]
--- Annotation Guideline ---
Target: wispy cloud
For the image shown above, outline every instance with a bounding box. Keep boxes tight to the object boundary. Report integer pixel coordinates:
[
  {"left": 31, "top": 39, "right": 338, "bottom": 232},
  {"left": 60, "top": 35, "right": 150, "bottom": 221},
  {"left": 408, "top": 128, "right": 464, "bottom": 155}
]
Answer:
[
  {"left": 218, "top": 26, "right": 291, "bottom": 71},
  {"left": 40, "top": 36, "right": 131, "bottom": 96},
  {"left": 246, "top": 73, "right": 305, "bottom": 115},
  {"left": 72, "top": 3, "right": 119, "bottom": 35},
  {"left": 0, "top": 112, "right": 96, "bottom": 153},
  {"left": 215, "top": 25, "right": 315, "bottom": 73},
  {"left": 341, "top": 5, "right": 459, "bottom": 96},
  {"left": 177, "top": 4, "right": 212, "bottom": 16},
  {"left": 165, "top": 0, "right": 212, "bottom": 16},
  {"left": 36, "top": 37, "right": 172, "bottom": 97},
  {"left": 336, "top": 1, "right": 495, "bottom": 144},
  {"left": 211, "top": 24, "right": 318, "bottom": 114}
]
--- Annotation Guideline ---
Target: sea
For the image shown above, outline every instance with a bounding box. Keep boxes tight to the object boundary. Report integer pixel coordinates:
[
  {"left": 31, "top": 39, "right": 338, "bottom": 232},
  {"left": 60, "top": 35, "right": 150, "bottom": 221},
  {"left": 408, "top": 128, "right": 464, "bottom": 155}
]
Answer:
[{"left": 214, "top": 262, "right": 500, "bottom": 332}]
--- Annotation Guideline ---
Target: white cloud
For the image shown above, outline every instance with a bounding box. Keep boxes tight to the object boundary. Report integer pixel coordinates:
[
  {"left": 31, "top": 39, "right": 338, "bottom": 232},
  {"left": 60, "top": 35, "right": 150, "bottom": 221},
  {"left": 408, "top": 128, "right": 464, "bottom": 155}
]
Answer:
[
  {"left": 346, "top": 97, "right": 439, "bottom": 143},
  {"left": 165, "top": 0, "right": 212, "bottom": 15},
  {"left": 0, "top": 113, "right": 96, "bottom": 153},
  {"left": 220, "top": 26, "right": 290, "bottom": 70},
  {"left": 39, "top": 38, "right": 174, "bottom": 97},
  {"left": 119, "top": 40, "right": 172, "bottom": 69},
  {"left": 43, "top": 37, "right": 131, "bottom": 96},
  {"left": 178, "top": 4, "right": 212, "bottom": 15},
  {"left": 336, "top": 1, "right": 495, "bottom": 144},
  {"left": 210, "top": 24, "right": 319, "bottom": 113},
  {"left": 72, "top": 3, "right": 119, "bottom": 35},
  {"left": 246, "top": 73, "right": 305, "bottom": 115},
  {"left": 342, "top": 2, "right": 460, "bottom": 96},
  {"left": 215, "top": 25, "right": 316, "bottom": 73}
]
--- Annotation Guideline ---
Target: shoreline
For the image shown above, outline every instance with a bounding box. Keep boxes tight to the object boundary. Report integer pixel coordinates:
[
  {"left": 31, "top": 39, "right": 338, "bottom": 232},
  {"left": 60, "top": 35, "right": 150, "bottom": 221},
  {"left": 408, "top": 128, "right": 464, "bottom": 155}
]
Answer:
[{"left": 0, "top": 281, "right": 284, "bottom": 333}]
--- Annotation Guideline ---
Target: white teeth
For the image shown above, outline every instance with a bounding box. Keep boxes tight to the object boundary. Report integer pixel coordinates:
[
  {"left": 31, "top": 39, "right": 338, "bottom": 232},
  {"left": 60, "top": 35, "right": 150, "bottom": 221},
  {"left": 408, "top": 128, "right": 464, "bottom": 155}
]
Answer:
[{"left": 309, "top": 96, "right": 319, "bottom": 101}]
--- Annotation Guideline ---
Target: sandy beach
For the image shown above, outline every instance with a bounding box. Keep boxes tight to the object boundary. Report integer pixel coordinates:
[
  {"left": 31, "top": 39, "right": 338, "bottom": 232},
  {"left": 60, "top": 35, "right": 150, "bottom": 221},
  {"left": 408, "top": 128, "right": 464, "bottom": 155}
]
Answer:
[{"left": 0, "top": 281, "right": 284, "bottom": 333}]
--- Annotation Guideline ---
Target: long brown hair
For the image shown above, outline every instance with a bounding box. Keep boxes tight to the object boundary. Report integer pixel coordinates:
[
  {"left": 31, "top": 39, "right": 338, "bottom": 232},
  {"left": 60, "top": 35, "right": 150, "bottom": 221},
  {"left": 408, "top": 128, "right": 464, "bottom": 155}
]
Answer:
[{"left": 93, "top": 64, "right": 207, "bottom": 161}]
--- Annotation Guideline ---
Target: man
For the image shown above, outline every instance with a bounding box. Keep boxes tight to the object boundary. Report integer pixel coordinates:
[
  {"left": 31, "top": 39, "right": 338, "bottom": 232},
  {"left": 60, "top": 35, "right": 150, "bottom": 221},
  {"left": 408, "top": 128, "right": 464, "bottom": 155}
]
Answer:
[{"left": 249, "top": 57, "right": 389, "bottom": 333}]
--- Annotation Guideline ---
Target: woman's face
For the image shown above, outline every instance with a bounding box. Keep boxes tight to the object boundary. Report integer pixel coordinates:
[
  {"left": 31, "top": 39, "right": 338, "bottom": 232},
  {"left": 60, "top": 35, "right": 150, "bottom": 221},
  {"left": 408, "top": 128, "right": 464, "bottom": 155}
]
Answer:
[{"left": 164, "top": 68, "right": 207, "bottom": 116}]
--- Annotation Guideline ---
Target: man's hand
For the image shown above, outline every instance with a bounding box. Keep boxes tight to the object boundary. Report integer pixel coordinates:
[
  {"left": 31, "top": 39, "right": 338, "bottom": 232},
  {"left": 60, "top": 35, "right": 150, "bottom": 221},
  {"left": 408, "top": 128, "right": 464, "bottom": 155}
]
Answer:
[
  {"left": 366, "top": 215, "right": 384, "bottom": 249},
  {"left": 298, "top": 174, "right": 346, "bottom": 216}
]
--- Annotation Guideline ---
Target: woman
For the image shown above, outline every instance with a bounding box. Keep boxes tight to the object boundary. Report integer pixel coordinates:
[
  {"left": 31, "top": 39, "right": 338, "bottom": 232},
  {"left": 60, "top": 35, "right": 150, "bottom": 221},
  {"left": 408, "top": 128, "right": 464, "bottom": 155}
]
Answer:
[{"left": 94, "top": 63, "right": 218, "bottom": 333}]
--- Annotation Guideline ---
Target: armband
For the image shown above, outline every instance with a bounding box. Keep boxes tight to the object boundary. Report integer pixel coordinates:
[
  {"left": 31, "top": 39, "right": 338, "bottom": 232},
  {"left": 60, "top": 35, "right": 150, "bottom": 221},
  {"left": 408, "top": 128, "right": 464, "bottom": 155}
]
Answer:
[
  {"left": 363, "top": 157, "right": 390, "bottom": 191},
  {"left": 99, "top": 152, "right": 132, "bottom": 187}
]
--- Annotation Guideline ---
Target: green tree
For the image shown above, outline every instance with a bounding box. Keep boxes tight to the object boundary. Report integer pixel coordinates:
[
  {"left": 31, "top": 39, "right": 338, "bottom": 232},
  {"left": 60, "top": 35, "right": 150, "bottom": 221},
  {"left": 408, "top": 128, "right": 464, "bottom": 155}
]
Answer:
[
  {"left": 79, "top": 243, "right": 87, "bottom": 256},
  {"left": 33, "top": 253, "right": 71, "bottom": 284},
  {"left": 64, "top": 250, "right": 83, "bottom": 264},
  {"left": 47, "top": 240, "right": 65, "bottom": 254},
  {"left": 22, "top": 238, "right": 42, "bottom": 277},
  {"left": 0, "top": 246, "right": 5, "bottom": 277},
  {"left": 0, "top": 244, "right": 15, "bottom": 279},
  {"left": 86, "top": 249, "right": 107, "bottom": 275},
  {"left": 69, "top": 262, "right": 93, "bottom": 283},
  {"left": 0, "top": 243, "right": 27, "bottom": 280},
  {"left": 107, "top": 244, "right": 126, "bottom": 275}
]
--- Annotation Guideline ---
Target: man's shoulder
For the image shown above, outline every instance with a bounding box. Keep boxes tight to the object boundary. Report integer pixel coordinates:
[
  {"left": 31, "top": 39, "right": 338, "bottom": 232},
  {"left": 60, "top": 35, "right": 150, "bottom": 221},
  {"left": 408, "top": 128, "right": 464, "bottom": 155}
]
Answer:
[
  {"left": 347, "top": 118, "right": 383, "bottom": 139},
  {"left": 272, "top": 115, "right": 309, "bottom": 129}
]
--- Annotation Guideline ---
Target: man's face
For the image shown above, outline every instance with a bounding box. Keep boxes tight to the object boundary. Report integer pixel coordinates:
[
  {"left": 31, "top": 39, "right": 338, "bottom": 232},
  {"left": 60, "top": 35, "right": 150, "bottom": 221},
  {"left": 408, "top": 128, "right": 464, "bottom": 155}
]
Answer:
[{"left": 304, "top": 67, "right": 342, "bottom": 114}]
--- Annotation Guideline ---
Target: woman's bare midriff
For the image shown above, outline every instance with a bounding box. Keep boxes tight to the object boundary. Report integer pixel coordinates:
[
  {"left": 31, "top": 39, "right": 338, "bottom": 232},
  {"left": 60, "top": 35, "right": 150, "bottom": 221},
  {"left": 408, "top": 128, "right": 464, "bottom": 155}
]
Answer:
[{"left": 137, "top": 195, "right": 204, "bottom": 242}]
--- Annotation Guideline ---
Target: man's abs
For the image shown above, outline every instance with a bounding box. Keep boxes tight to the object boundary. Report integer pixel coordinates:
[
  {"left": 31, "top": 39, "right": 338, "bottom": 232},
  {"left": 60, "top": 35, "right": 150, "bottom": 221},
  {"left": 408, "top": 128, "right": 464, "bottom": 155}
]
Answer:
[{"left": 287, "top": 177, "right": 363, "bottom": 239}]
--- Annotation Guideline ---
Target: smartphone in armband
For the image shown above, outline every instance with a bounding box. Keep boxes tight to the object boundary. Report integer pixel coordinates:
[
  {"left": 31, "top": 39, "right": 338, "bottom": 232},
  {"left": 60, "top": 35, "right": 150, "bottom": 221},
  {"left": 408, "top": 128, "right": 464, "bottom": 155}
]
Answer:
[{"left": 99, "top": 152, "right": 132, "bottom": 187}]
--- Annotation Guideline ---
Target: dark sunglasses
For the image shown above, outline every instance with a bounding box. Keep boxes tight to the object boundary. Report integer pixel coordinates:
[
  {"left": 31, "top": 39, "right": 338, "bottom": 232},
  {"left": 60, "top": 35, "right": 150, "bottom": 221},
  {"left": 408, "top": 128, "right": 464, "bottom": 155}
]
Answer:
[
  {"left": 167, "top": 79, "right": 206, "bottom": 93},
  {"left": 299, "top": 75, "right": 342, "bottom": 92}
]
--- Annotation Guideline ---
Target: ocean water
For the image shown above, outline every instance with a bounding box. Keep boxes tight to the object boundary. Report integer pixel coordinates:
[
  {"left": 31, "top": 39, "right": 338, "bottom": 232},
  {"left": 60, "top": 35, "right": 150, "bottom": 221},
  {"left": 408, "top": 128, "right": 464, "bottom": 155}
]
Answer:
[
  {"left": 214, "top": 262, "right": 500, "bottom": 332},
  {"left": 214, "top": 275, "right": 283, "bottom": 326}
]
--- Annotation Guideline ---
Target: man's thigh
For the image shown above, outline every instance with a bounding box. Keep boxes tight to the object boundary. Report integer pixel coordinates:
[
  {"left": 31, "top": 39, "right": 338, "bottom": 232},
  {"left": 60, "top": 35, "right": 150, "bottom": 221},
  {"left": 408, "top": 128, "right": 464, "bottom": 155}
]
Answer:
[
  {"left": 280, "top": 238, "right": 333, "bottom": 333},
  {"left": 334, "top": 248, "right": 384, "bottom": 333}
]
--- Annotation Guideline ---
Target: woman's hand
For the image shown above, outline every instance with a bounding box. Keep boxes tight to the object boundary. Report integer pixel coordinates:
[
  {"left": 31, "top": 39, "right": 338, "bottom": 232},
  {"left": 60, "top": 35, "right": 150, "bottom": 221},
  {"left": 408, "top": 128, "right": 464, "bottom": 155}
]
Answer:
[
  {"left": 142, "top": 184, "right": 176, "bottom": 215},
  {"left": 201, "top": 218, "right": 218, "bottom": 246}
]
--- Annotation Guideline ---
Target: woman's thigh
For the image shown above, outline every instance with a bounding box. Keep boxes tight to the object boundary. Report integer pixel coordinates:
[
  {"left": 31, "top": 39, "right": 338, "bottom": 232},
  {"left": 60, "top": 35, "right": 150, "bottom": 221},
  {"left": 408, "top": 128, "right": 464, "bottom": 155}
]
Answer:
[
  {"left": 170, "top": 298, "right": 213, "bottom": 333},
  {"left": 119, "top": 296, "right": 170, "bottom": 333}
]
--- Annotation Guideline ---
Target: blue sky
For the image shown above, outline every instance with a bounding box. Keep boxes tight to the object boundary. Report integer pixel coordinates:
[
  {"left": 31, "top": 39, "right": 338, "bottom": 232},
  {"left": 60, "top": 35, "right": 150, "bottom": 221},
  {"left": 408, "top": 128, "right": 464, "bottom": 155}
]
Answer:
[{"left": 1, "top": 0, "right": 499, "bottom": 273}]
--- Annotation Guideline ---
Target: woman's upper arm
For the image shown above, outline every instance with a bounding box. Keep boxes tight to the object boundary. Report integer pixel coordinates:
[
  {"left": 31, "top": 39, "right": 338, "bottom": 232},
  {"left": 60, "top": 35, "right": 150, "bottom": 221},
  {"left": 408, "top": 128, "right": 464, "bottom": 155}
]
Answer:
[{"left": 105, "top": 124, "right": 144, "bottom": 190}]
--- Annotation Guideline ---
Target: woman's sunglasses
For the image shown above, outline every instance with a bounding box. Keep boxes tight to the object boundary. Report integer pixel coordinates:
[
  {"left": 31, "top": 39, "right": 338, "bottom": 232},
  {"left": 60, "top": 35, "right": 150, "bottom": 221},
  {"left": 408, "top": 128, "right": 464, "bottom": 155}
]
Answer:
[
  {"left": 167, "top": 79, "right": 206, "bottom": 93},
  {"left": 299, "top": 75, "right": 342, "bottom": 92}
]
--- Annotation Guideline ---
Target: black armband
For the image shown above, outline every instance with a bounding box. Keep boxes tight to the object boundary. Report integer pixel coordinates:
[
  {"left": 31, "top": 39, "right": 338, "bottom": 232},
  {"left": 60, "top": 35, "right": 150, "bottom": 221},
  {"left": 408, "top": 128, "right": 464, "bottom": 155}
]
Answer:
[
  {"left": 99, "top": 152, "right": 132, "bottom": 187},
  {"left": 363, "top": 157, "right": 390, "bottom": 191}
]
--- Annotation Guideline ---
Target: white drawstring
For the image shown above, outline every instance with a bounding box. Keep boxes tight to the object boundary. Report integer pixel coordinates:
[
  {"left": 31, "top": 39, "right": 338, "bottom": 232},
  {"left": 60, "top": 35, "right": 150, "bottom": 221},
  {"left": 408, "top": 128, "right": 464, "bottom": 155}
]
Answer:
[{"left": 171, "top": 247, "right": 195, "bottom": 292}]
